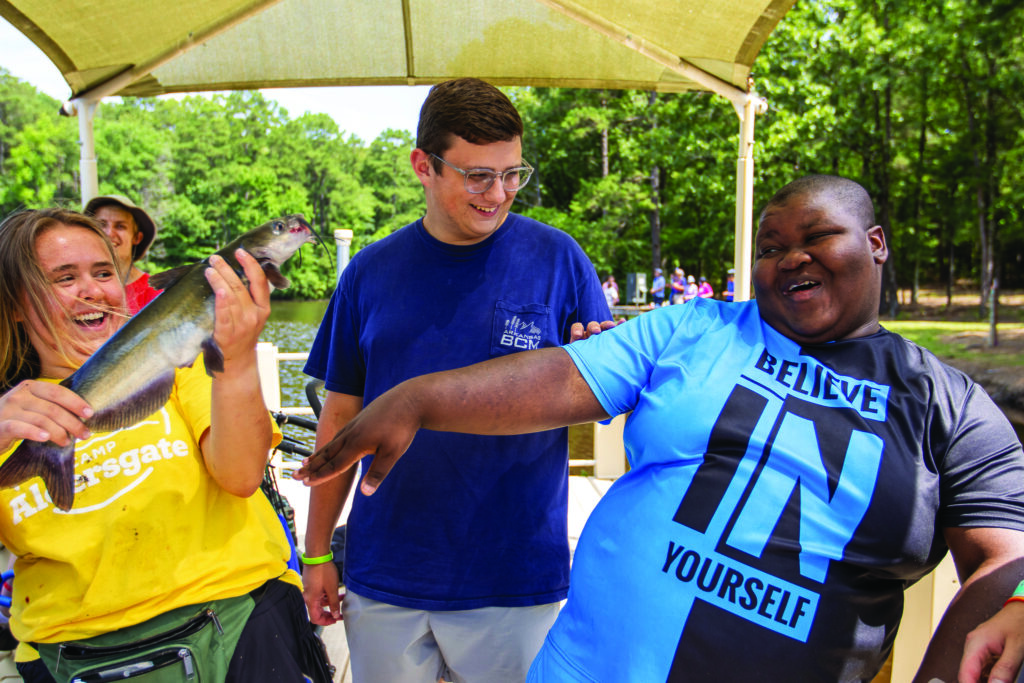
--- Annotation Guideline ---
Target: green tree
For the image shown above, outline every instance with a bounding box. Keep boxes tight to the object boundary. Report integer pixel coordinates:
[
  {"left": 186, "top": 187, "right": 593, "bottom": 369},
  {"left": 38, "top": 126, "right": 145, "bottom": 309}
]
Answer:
[{"left": 360, "top": 129, "right": 422, "bottom": 248}]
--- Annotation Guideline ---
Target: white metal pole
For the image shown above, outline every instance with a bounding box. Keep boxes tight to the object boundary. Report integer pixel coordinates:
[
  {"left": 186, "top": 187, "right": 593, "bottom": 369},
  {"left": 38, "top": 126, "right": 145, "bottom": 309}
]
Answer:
[
  {"left": 732, "top": 89, "right": 767, "bottom": 302},
  {"left": 334, "top": 229, "right": 354, "bottom": 283},
  {"left": 72, "top": 98, "right": 100, "bottom": 205}
]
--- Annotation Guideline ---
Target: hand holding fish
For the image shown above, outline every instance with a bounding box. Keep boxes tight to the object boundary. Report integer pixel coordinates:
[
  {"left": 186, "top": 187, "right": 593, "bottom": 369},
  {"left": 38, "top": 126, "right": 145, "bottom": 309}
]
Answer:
[
  {"left": 0, "top": 380, "right": 94, "bottom": 454},
  {"left": 204, "top": 248, "right": 271, "bottom": 373},
  {"left": 202, "top": 248, "right": 275, "bottom": 496}
]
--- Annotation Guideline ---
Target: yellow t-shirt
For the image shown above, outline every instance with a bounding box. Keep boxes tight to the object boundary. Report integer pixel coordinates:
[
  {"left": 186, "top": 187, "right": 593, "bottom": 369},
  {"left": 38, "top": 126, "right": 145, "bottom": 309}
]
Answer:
[{"left": 0, "top": 361, "right": 297, "bottom": 645}]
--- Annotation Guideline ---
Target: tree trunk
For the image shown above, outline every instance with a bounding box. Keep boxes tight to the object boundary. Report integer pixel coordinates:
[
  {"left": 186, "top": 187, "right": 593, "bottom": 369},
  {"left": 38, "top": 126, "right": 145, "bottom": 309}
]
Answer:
[
  {"left": 946, "top": 223, "right": 954, "bottom": 307},
  {"left": 647, "top": 92, "right": 662, "bottom": 273},
  {"left": 601, "top": 92, "right": 610, "bottom": 179},
  {"left": 909, "top": 69, "right": 928, "bottom": 309},
  {"left": 983, "top": 58, "right": 1000, "bottom": 333},
  {"left": 873, "top": 17, "right": 899, "bottom": 318}
]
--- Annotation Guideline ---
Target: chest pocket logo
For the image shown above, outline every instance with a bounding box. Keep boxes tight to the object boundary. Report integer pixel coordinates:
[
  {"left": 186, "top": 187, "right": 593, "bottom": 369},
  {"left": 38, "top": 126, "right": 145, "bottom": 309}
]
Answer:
[{"left": 491, "top": 300, "right": 553, "bottom": 357}]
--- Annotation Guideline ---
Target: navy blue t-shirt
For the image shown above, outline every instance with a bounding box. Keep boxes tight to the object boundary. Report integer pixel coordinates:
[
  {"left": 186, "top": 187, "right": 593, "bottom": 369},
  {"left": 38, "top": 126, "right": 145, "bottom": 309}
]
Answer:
[
  {"left": 305, "top": 213, "right": 610, "bottom": 609},
  {"left": 528, "top": 299, "right": 1024, "bottom": 682}
]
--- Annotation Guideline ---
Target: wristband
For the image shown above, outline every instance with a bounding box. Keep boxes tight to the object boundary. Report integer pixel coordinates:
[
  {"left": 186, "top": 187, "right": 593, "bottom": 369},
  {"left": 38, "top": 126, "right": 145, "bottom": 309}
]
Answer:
[
  {"left": 300, "top": 551, "right": 334, "bottom": 566},
  {"left": 1004, "top": 579, "right": 1024, "bottom": 608}
]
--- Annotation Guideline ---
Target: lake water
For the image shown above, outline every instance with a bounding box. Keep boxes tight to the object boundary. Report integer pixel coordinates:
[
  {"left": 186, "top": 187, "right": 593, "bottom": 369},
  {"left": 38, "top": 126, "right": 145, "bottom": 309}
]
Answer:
[{"left": 261, "top": 299, "right": 330, "bottom": 456}]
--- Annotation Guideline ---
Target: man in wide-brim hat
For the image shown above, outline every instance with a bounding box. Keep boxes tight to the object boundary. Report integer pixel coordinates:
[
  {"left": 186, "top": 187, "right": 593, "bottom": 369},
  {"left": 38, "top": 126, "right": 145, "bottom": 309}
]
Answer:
[{"left": 84, "top": 194, "right": 161, "bottom": 313}]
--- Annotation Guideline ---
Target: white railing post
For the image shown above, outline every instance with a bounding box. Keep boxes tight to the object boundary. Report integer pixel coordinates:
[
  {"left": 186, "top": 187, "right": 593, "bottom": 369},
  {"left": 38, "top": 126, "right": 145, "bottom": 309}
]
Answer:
[
  {"left": 593, "top": 414, "right": 627, "bottom": 479},
  {"left": 256, "top": 341, "right": 282, "bottom": 412},
  {"left": 335, "top": 229, "right": 353, "bottom": 283}
]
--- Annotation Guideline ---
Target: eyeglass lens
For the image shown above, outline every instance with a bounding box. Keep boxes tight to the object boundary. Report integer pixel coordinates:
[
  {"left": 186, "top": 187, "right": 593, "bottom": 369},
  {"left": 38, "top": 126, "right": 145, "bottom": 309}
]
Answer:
[{"left": 465, "top": 168, "right": 531, "bottom": 193}]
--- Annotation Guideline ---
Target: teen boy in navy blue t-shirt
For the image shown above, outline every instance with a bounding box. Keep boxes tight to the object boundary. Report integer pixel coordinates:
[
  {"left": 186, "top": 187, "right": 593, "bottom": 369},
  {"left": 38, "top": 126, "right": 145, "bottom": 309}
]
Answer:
[{"left": 301, "top": 78, "right": 610, "bottom": 682}]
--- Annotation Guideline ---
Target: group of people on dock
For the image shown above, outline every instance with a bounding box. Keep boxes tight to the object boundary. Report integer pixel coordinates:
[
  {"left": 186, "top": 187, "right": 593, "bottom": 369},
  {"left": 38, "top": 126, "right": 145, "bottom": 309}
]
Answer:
[
  {"left": 0, "top": 77, "right": 1022, "bottom": 683},
  {"left": 605, "top": 266, "right": 722, "bottom": 309},
  {"left": 655, "top": 267, "right": 719, "bottom": 305}
]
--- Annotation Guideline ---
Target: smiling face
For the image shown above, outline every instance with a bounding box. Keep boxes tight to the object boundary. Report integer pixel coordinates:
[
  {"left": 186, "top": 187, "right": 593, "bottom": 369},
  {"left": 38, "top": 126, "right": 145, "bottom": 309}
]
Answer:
[
  {"left": 413, "top": 135, "right": 522, "bottom": 245},
  {"left": 93, "top": 204, "right": 141, "bottom": 277},
  {"left": 752, "top": 188, "right": 887, "bottom": 345},
  {"left": 20, "top": 224, "right": 127, "bottom": 378}
]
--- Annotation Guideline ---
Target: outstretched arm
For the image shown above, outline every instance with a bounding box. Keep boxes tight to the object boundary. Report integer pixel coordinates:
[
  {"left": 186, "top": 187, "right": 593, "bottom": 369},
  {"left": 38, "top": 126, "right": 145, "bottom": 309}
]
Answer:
[{"left": 295, "top": 347, "right": 609, "bottom": 494}]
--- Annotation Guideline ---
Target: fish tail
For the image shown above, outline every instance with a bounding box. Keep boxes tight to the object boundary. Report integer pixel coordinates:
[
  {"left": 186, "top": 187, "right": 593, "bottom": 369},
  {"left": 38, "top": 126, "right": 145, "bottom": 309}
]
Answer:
[{"left": 0, "top": 439, "right": 76, "bottom": 511}]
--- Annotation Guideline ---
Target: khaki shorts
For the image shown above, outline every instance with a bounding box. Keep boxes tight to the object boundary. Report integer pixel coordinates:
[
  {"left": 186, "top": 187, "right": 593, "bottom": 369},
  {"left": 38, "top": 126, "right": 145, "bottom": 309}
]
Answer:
[{"left": 343, "top": 590, "right": 559, "bottom": 683}]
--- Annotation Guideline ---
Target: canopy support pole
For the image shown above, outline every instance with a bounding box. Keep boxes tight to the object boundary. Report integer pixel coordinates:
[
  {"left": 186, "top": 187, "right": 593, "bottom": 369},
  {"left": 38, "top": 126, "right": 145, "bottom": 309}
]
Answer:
[
  {"left": 59, "top": 0, "right": 283, "bottom": 203},
  {"left": 732, "top": 82, "right": 767, "bottom": 302},
  {"left": 537, "top": 0, "right": 768, "bottom": 300},
  {"left": 71, "top": 97, "right": 99, "bottom": 206}
]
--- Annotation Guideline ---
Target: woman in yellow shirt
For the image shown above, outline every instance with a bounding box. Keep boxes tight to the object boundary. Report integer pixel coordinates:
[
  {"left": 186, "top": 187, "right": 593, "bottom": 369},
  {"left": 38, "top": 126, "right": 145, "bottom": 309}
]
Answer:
[{"left": 0, "top": 208, "right": 328, "bottom": 682}]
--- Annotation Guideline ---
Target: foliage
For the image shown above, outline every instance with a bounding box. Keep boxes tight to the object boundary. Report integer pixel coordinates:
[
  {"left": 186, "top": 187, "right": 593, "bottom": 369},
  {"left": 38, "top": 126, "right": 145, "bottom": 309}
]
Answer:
[
  {"left": 3, "top": 0, "right": 1024, "bottom": 306},
  {"left": 0, "top": 70, "right": 77, "bottom": 208}
]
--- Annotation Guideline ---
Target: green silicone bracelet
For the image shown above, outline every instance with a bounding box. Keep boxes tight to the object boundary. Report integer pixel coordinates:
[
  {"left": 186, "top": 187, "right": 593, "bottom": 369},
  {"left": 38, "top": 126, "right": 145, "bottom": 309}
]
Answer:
[
  {"left": 1013, "top": 579, "right": 1024, "bottom": 600},
  {"left": 300, "top": 551, "right": 334, "bottom": 566}
]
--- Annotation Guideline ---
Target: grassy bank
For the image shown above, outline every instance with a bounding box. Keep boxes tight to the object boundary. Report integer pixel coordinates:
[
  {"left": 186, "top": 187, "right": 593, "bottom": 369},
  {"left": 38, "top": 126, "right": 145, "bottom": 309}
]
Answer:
[{"left": 883, "top": 320, "right": 1024, "bottom": 366}]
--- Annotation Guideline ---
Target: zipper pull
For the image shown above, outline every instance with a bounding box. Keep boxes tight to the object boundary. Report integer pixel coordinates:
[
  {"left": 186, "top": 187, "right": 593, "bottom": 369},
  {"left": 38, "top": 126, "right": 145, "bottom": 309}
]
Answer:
[
  {"left": 207, "top": 608, "right": 224, "bottom": 635},
  {"left": 180, "top": 648, "right": 196, "bottom": 679}
]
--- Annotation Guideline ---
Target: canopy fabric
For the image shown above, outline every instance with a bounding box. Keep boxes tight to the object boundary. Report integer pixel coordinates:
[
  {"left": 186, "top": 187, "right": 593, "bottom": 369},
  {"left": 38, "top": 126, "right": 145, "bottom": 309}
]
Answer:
[
  {"left": 0, "top": 0, "right": 793, "bottom": 102},
  {"left": 0, "top": 0, "right": 795, "bottom": 302}
]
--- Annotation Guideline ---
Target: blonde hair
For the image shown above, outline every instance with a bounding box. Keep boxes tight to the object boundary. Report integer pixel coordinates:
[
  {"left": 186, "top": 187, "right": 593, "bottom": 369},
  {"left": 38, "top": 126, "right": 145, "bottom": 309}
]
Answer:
[{"left": 0, "top": 208, "right": 123, "bottom": 390}]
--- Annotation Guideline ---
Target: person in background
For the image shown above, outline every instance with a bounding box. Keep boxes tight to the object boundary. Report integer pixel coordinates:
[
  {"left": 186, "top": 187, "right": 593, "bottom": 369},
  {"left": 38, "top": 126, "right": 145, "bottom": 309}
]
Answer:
[
  {"left": 682, "top": 274, "right": 698, "bottom": 302},
  {"left": 300, "top": 77, "right": 612, "bottom": 683},
  {"left": 670, "top": 267, "right": 686, "bottom": 304},
  {"left": 603, "top": 275, "right": 620, "bottom": 308},
  {"left": 649, "top": 267, "right": 666, "bottom": 307},
  {"left": 959, "top": 579, "right": 1024, "bottom": 683},
  {"left": 697, "top": 275, "right": 714, "bottom": 299},
  {"left": 84, "top": 194, "right": 161, "bottom": 313},
  {"left": 298, "top": 174, "right": 1024, "bottom": 683},
  {"left": 725, "top": 267, "right": 736, "bottom": 302},
  {"left": 0, "top": 208, "right": 330, "bottom": 682}
]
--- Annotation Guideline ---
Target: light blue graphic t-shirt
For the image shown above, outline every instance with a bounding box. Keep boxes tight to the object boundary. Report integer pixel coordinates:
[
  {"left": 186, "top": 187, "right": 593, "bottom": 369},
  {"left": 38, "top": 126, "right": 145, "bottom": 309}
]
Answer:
[{"left": 535, "top": 299, "right": 1024, "bottom": 682}]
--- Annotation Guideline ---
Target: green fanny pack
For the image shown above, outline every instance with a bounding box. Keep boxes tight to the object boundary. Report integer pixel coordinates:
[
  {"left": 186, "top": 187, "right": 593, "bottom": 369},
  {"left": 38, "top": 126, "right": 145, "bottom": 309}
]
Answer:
[{"left": 35, "top": 591, "right": 256, "bottom": 682}]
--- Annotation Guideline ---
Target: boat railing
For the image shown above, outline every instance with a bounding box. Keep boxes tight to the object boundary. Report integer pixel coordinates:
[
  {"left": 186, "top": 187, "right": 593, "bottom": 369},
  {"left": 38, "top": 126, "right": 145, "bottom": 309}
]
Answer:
[
  {"left": 256, "top": 342, "right": 315, "bottom": 416},
  {"left": 254, "top": 341, "right": 628, "bottom": 478}
]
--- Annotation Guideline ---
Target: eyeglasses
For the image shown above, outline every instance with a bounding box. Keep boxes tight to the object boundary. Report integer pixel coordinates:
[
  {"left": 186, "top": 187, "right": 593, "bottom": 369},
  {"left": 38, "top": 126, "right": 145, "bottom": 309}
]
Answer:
[{"left": 429, "top": 153, "right": 534, "bottom": 194}]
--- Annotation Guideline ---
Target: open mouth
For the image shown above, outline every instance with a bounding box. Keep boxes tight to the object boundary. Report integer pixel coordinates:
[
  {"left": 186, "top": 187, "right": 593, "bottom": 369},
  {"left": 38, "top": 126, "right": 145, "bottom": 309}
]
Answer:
[
  {"left": 73, "top": 311, "right": 107, "bottom": 329},
  {"left": 785, "top": 280, "right": 821, "bottom": 297},
  {"left": 470, "top": 203, "right": 498, "bottom": 216}
]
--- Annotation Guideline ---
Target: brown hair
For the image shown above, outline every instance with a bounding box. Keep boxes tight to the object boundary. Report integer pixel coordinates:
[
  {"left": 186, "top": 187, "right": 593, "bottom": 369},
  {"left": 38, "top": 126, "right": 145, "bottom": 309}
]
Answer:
[
  {"left": 416, "top": 78, "right": 524, "bottom": 174},
  {"left": 0, "top": 208, "right": 121, "bottom": 389}
]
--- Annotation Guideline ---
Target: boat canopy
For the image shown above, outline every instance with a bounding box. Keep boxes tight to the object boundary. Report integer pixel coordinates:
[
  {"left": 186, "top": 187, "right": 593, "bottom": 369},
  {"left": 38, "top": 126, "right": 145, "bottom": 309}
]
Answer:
[{"left": 0, "top": 0, "right": 796, "bottom": 299}]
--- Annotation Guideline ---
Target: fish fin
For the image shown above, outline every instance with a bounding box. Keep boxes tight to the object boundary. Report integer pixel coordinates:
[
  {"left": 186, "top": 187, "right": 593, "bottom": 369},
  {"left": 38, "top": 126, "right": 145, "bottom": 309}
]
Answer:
[
  {"left": 262, "top": 263, "right": 291, "bottom": 290},
  {"left": 202, "top": 339, "right": 224, "bottom": 375},
  {"left": 86, "top": 370, "right": 176, "bottom": 433},
  {"left": 149, "top": 263, "right": 196, "bottom": 290},
  {"left": 0, "top": 439, "right": 76, "bottom": 511}
]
